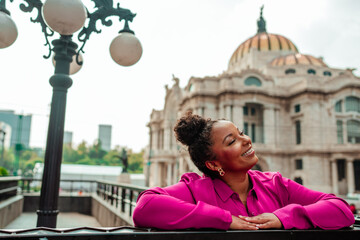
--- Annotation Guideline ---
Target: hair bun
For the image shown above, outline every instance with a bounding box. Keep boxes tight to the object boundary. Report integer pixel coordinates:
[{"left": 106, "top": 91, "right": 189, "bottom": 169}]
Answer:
[{"left": 174, "top": 112, "right": 206, "bottom": 146}]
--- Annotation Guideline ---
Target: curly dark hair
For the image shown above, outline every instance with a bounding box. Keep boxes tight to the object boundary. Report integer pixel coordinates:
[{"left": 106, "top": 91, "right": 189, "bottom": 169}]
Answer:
[{"left": 174, "top": 111, "right": 219, "bottom": 178}]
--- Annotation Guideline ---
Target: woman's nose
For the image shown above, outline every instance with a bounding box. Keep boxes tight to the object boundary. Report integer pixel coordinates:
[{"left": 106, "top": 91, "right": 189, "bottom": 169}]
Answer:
[{"left": 241, "top": 134, "right": 252, "bottom": 145}]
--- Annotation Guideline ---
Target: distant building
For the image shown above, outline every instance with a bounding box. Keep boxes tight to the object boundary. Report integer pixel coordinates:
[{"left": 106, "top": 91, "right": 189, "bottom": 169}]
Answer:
[
  {"left": 0, "top": 110, "right": 32, "bottom": 149},
  {"left": 63, "top": 131, "right": 73, "bottom": 146},
  {"left": 32, "top": 163, "right": 145, "bottom": 191},
  {"left": 145, "top": 9, "right": 360, "bottom": 196},
  {"left": 98, "top": 124, "right": 112, "bottom": 151}
]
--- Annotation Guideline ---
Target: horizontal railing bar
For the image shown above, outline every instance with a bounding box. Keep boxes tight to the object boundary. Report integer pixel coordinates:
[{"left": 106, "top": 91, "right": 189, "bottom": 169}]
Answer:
[
  {"left": 96, "top": 180, "right": 147, "bottom": 192},
  {"left": 0, "top": 186, "right": 18, "bottom": 194}
]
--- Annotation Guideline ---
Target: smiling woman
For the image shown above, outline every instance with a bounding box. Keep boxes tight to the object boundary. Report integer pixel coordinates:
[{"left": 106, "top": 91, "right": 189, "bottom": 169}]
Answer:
[{"left": 133, "top": 111, "right": 355, "bottom": 230}]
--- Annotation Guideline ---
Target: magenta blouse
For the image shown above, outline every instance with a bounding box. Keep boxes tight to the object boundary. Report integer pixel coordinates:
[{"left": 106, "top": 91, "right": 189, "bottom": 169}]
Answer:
[{"left": 133, "top": 170, "right": 354, "bottom": 230}]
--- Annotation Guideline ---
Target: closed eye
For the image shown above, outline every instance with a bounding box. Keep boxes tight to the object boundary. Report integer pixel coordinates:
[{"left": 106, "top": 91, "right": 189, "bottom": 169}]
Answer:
[{"left": 228, "top": 138, "right": 236, "bottom": 146}]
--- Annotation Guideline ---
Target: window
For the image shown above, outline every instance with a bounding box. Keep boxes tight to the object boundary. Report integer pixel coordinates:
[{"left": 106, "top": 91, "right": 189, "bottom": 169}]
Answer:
[
  {"left": 251, "top": 108, "right": 256, "bottom": 116},
  {"left": 244, "top": 77, "right": 262, "bottom": 86},
  {"left": 345, "top": 96, "right": 360, "bottom": 113},
  {"left": 294, "top": 104, "right": 301, "bottom": 113},
  {"left": 243, "top": 106, "right": 248, "bottom": 116},
  {"left": 294, "top": 177, "right": 303, "bottom": 185},
  {"left": 307, "top": 69, "right": 316, "bottom": 75},
  {"left": 295, "top": 159, "right": 303, "bottom": 170},
  {"left": 244, "top": 122, "right": 249, "bottom": 135},
  {"left": 285, "top": 68, "right": 296, "bottom": 74},
  {"left": 251, "top": 123, "right": 256, "bottom": 142},
  {"left": 323, "top": 71, "right": 332, "bottom": 76},
  {"left": 295, "top": 121, "right": 301, "bottom": 144},
  {"left": 336, "top": 120, "right": 343, "bottom": 144},
  {"left": 337, "top": 159, "right": 346, "bottom": 181},
  {"left": 347, "top": 120, "right": 360, "bottom": 143},
  {"left": 335, "top": 100, "right": 342, "bottom": 112}
]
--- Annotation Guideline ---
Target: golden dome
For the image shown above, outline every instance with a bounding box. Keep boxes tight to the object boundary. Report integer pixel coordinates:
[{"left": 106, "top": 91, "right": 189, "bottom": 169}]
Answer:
[
  {"left": 229, "top": 6, "right": 299, "bottom": 67},
  {"left": 229, "top": 32, "right": 299, "bottom": 64},
  {"left": 270, "top": 53, "right": 327, "bottom": 67}
]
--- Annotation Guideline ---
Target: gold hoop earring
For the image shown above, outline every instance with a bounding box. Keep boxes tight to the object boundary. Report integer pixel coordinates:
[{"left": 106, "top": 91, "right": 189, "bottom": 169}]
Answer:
[{"left": 218, "top": 168, "right": 225, "bottom": 176}]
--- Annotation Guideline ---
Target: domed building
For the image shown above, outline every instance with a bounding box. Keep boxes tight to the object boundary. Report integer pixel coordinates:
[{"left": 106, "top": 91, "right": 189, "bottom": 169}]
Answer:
[{"left": 145, "top": 8, "right": 360, "bottom": 196}]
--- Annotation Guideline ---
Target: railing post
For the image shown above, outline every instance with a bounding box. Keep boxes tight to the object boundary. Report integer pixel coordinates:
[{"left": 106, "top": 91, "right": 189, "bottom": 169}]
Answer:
[
  {"left": 129, "top": 190, "right": 134, "bottom": 216},
  {"left": 121, "top": 188, "right": 126, "bottom": 212}
]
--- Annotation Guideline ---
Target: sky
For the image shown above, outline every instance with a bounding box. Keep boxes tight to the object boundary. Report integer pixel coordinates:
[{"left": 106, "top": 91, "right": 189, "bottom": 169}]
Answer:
[{"left": 0, "top": 0, "right": 359, "bottom": 152}]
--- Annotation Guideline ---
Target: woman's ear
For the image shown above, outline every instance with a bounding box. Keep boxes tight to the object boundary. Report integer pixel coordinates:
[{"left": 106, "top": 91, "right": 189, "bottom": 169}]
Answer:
[{"left": 205, "top": 161, "right": 221, "bottom": 171}]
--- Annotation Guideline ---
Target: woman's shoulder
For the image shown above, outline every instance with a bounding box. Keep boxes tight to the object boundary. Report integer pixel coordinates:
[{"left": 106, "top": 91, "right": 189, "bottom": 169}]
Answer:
[
  {"left": 180, "top": 172, "right": 210, "bottom": 183},
  {"left": 179, "top": 172, "right": 214, "bottom": 189},
  {"left": 248, "top": 170, "right": 283, "bottom": 182}
]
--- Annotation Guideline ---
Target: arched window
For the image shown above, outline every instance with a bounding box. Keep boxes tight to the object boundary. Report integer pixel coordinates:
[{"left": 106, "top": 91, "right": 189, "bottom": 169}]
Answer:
[
  {"left": 307, "top": 69, "right": 316, "bottom": 75},
  {"left": 323, "top": 71, "right": 332, "bottom": 76},
  {"left": 285, "top": 68, "right": 296, "bottom": 74},
  {"left": 347, "top": 120, "right": 360, "bottom": 143},
  {"left": 244, "top": 77, "right": 262, "bottom": 86},
  {"left": 345, "top": 96, "right": 360, "bottom": 113},
  {"left": 335, "top": 100, "right": 342, "bottom": 112}
]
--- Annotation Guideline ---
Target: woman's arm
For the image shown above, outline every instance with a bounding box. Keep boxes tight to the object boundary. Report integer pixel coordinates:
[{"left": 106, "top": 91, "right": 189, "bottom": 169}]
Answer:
[
  {"left": 132, "top": 182, "right": 232, "bottom": 230},
  {"left": 273, "top": 177, "right": 355, "bottom": 229}
]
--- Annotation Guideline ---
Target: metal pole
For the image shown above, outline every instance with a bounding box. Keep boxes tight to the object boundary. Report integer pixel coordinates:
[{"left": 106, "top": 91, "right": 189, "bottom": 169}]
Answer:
[{"left": 36, "top": 35, "right": 77, "bottom": 228}]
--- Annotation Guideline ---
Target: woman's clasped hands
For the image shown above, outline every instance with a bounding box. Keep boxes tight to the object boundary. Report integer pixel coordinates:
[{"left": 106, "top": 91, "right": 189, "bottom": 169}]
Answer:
[{"left": 230, "top": 213, "right": 283, "bottom": 230}]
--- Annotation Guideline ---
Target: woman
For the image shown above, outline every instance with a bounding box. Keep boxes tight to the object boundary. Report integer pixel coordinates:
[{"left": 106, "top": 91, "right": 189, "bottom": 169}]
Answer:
[{"left": 133, "top": 112, "right": 354, "bottom": 230}]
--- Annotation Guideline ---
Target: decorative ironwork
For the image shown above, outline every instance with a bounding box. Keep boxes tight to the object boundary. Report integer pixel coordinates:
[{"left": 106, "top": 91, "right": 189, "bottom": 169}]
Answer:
[
  {"left": 19, "top": 0, "right": 54, "bottom": 58},
  {"left": 76, "top": 0, "right": 136, "bottom": 64}
]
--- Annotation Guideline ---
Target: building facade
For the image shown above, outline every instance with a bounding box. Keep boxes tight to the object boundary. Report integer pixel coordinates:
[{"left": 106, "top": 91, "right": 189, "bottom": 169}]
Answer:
[
  {"left": 63, "top": 131, "right": 73, "bottom": 146},
  {"left": 0, "top": 110, "right": 32, "bottom": 149},
  {"left": 98, "top": 124, "right": 112, "bottom": 151},
  {"left": 145, "top": 11, "right": 360, "bottom": 196}
]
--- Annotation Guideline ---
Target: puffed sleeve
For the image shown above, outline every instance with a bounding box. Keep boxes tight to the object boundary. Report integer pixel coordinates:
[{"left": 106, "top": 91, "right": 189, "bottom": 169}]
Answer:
[
  {"left": 272, "top": 175, "right": 355, "bottom": 229},
  {"left": 133, "top": 173, "right": 232, "bottom": 230}
]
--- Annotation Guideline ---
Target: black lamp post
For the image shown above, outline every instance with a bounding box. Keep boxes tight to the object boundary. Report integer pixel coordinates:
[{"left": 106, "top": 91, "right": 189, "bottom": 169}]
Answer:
[{"left": 0, "top": 0, "right": 142, "bottom": 228}]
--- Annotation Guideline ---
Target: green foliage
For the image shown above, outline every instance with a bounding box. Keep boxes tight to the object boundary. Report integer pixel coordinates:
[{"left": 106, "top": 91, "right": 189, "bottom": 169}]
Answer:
[
  {"left": 128, "top": 150, "right": 144, "bottom": 173},
  {"left": 61, "top": 141, "right": 144, "bottom": 172},
  {"left": 0, "top": 167, "right": 9, "bottom": 176}
]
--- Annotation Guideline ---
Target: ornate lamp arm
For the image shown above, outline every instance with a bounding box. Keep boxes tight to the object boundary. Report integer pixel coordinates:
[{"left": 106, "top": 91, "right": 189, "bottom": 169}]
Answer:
[
  {"left": 76, "top": 0, "right": 136, "bottom": 65},
  {"left": 19, "top": 0, "right": 54, "bottom": 58}
]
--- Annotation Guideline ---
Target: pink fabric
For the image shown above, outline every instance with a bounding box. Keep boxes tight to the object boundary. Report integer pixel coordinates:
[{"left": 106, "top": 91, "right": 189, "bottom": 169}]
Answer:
[{"left": 133, "top": 170, "right": 354, "bottom": 230}]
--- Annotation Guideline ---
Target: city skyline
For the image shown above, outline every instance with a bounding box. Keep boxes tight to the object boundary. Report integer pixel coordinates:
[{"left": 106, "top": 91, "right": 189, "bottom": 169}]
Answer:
[{"left": 0, "top": 0, "right": 359, "bottom": 152}]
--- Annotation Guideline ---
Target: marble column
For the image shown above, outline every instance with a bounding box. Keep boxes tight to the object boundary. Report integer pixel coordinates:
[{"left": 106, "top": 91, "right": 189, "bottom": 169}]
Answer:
[
  {"left": 225, "top": 105, "right": 232, "bottom": 121},
  {"left": 331, "top": 159, "right": 339, "bottom": 195},
  {"left": 232, "top": 104, "right": 244, "bottom": 129},
  {"left": 153, "top": 161, "right": 159, "bottom": 187},
  {"left": 173, "top": 161, "right": 179, "bottom": 184},
  {"left": 263, "top": 106, "right": 275, "bottom": 145},
  {"left": 167, "top": 163, "right": 173, "bottom": 186},
  {"left": 346, "top": 159, "right": 355, "bottom": 194},
  {"left": 163, "top": 121, "right": 171, "bottom": 150}
]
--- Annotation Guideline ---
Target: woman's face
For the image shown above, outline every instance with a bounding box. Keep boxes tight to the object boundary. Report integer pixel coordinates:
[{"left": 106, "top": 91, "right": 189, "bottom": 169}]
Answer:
[{"left": 210, "top": 120, "right": 258, "bottom": 173}]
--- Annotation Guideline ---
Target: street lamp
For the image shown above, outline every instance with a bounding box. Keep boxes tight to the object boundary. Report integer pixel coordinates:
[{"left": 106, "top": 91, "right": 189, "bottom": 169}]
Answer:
[{"left": 0, "top": 0, "right": 142, "bottom": 228}]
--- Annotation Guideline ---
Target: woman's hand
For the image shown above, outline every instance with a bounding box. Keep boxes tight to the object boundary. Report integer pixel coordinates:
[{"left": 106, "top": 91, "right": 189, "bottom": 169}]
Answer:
[
  {"left": 229, "top": 215, "right": 259, "bottom": 230},
  {"left": 239, "top": 213, "right": 283, "bottom": 229}
]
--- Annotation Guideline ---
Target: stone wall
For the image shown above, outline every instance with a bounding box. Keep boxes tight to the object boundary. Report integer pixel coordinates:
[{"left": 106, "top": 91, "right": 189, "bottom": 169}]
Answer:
[
  {"left": 0, "top": 195, "right": 23, "bottom": 228},
  {"left": 91, "top": 194, "right": 132, "bottom": 227}
]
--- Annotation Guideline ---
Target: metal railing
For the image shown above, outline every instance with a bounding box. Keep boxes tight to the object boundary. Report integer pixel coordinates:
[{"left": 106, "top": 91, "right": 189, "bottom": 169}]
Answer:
[
  {"left": 0, "top": 226, "right": 359, "bottom": 240},
  {"left": 0, "top": 176, "right": 147, "bottom": 223},
  {"left": 0, "top": 176, "right": 20, "bottom": 201},
  {"left": 96, "top": 180, "right": 147, "bottom": 217}
]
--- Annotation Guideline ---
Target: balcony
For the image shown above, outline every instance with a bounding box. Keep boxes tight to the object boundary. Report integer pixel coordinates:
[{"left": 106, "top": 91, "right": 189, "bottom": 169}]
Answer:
[{"left": 0, "top": 176, "right": 359, "bottom": 240}]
